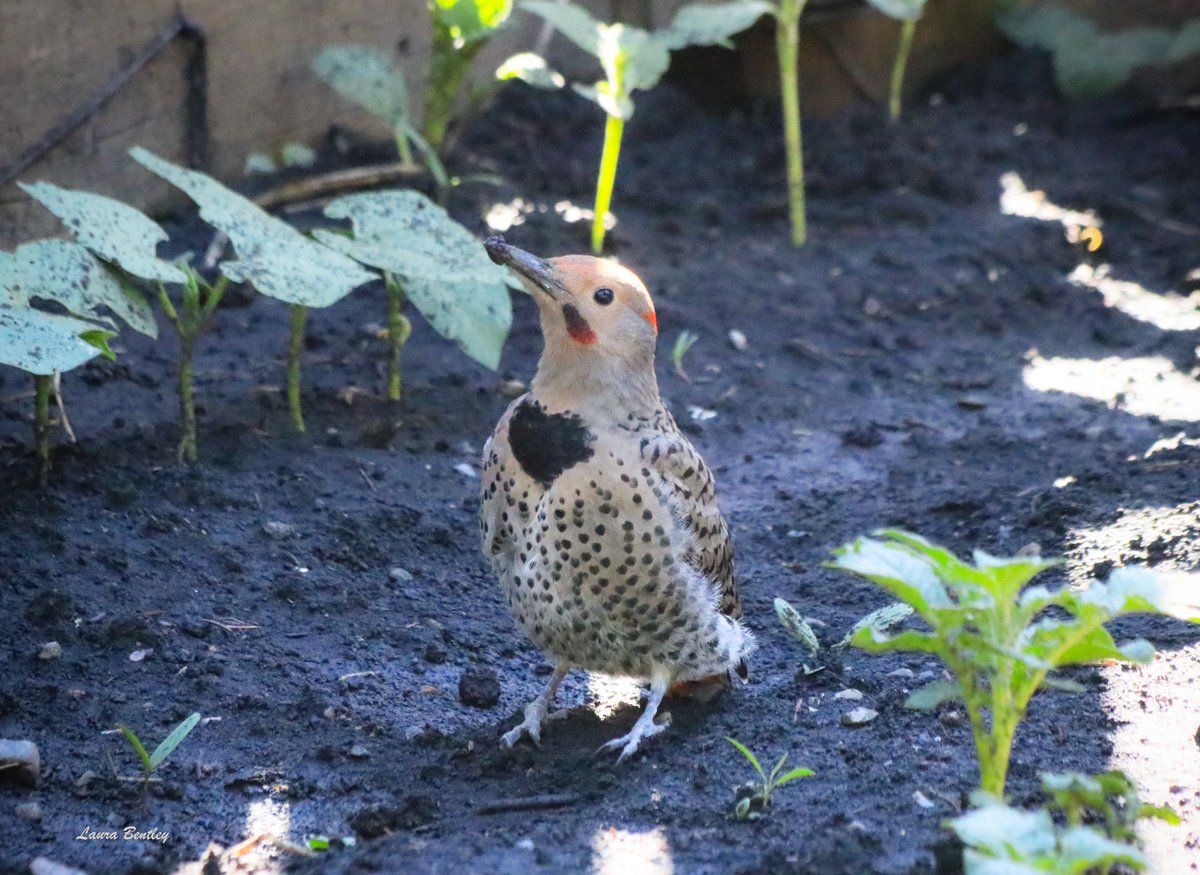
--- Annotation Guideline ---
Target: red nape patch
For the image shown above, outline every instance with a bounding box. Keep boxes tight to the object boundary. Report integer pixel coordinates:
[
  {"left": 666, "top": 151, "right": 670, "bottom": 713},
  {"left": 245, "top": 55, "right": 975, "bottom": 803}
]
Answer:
[
  {"left": 562, "top": 304, "right": 597, "bottom": 345},
  {"left": 643, "top": 309, "right": 658, "bottom": 334}
]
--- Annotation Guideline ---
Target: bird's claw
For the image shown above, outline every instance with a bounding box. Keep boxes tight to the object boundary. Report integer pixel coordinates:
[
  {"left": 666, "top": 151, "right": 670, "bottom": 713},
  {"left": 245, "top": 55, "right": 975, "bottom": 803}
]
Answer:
[{"left": 596, "top": 713, "right": 670, "bottom": 764}]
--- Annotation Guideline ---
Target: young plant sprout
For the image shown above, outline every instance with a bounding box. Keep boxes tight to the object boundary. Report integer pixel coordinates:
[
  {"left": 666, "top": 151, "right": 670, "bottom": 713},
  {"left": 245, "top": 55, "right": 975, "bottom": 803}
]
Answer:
[
  {"left": 312, "top": 45, "right": 450, "bottom": 189},
  {"left": 313, "top": 190, "right": 514, "bottom": 400},
  {"left": 864, "top": 0, "right": 928, "bottom": 122},
  {"left": 0, "top": 244, "right": 118, "bottom": 479},
  {"left": 116, "top": 712, "right": 201, "bottom": 798},
  {"left": 425, "top": 0, "right": 514, "bottom": 152},
  {"left": 829, "top": 530, "right": 1166, "bottom": 799},
  {"left": 500, "top": 0, "right": 770, "bottom": 253},
  {"left": 725, "top": 737, "right": 813, "bottom": 820},
  {"left": 948, "top": 770, "right": 1178, "bottom": 874},
  {"left": 131, "top": 147, "right": 375, "bottom": 434},
  {"left": 671, "top": 330, "right": 700, "bottom": 382}
]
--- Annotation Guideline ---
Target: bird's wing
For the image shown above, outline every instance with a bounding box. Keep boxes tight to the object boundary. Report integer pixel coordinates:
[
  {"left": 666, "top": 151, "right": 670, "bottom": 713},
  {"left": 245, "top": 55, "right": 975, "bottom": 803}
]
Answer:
[
  {"left": 639, "top": 416, "right": 742, "bottom": 620},
  {"left": 479, "top": 395, "right": 528, "bottom": 563}
]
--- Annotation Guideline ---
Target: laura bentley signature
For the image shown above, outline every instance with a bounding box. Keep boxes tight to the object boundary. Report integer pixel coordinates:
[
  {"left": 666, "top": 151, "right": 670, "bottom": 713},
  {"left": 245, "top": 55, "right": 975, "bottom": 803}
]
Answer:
[{"left": 76, "top": 825, "right": 170, "bottom": 844}]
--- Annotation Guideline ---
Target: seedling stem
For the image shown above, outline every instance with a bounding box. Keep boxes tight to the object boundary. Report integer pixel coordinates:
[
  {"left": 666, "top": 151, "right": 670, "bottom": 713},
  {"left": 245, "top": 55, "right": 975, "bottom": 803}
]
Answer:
[
  {"left": 384, "top": 272, "right": 414, "bottom": 402},
  {"left": 776, "top": 0, "right": 808, "bottom": 246},
  {"left": 33, "top": 374, "right": 51, "bottom": 482},
  {"left": 288, "top": 304, "right": 308, "bottom": 433},
  {"left": 592, "top": 114, "right": 624, "bottom": 254},
  {"left": 889, "top": 18, "right": 916, "bottom": 122}
]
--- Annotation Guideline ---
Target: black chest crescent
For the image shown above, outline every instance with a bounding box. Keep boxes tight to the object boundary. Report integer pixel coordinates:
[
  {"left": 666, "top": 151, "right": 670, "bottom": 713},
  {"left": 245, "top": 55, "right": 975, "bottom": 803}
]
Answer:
[{"left": 508, "top": 401, "right": 595, "bottom": 487}]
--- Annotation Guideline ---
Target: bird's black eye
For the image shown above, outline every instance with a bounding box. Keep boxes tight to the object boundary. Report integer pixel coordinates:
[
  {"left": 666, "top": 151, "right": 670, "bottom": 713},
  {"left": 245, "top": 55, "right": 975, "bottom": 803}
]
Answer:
[{"left": 593, "top": 287, "right": 614, "bottom": 306}]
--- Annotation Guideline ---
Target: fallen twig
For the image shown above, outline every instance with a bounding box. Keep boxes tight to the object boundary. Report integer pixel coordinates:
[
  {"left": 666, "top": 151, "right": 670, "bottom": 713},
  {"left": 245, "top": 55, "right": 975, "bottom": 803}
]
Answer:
[{"left": 478, "top": 793, "right": 579, "bottom": 814}]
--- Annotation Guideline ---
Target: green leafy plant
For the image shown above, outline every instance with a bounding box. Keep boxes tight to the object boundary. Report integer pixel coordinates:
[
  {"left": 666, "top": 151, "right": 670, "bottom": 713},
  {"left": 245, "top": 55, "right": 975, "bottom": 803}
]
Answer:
[
  {"left": 0, "top": 242, "right": 121, "bottom": 478},
  {"left": 670, "top": 330, "right": 699, "bottom": 382},
  {"left": 1040, "top": 770, "right": 1179, "bottom": 846},
  {"left": 426, "top": 0, "right": 514, "bottom": 152},
  {"left": 828, "top": 530, "right": 1165, "bottom": 798},
  {"left": 864, "top": 0, "right": 928, "bottom": 122},
  {"left": 313, "top": 190, "right": 514, "bottom": 399},
  {"left": 116, "top": 711, "right": 201, "bottom": 796},
  {"left": 131, "top": 147, "right": 376, "bottom": 434},
  {"left": 947, "top": 771, "right": 1178, "bottom": 875},
  {"left": 725, "top": 737, "right": 813, "bottom": 820},
  {"left": 500, "top": 0, "right": 770, "bottom": 253},
  {"left": 3, "top": 183, "right": 169, "bottom": 476},
  {"left": 998, "top": 5, "right": 1200, "bottom": 99}
]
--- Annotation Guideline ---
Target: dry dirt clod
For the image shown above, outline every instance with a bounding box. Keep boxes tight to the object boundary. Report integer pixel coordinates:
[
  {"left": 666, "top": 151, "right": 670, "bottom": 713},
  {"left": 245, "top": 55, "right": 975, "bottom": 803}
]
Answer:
[
  {"left": 499, "top": 379, "right": 527, "bottom": 399},
  {"left": 840, "top": 707, "right": 879, "bottom": 728},
  {"left": 38, "top": 641, "right": 62, "bottom": 660},
  {"left": 0, "top": 739, "right": 40, "bottom": 787},
  {"left": 459, "top": 667, "right": 501, "bottom": 709},
  {"left": 262, "top": 521, "right": 296, "bottom": 540}
]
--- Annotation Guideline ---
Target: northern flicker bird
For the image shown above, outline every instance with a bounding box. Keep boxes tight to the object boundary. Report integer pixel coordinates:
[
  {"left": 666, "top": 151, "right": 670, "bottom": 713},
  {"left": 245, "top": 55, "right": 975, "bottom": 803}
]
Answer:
[{"left": 479, "top": 236, "right": 754, "bottom": 762}]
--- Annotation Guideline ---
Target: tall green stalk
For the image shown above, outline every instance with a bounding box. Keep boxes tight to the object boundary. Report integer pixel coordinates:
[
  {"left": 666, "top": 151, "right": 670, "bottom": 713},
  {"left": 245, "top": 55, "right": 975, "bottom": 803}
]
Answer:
[
  {"left": 775, "top": 0, "right": 808, "bottom": 247},
  {"left": 287, "top": 304, "right": 308, "bottom": 433},
  {"left": 33, "top": 374, "right": 51, "bottom": 482},
  {"left": 384, "top": 273, "right": 414, "bottom": 402},
  {"left": 888, "top": 18, "right": 917, "bottom": 123},
  {"left": 592, "top": 114, "right": 625, "bottom": 254}
]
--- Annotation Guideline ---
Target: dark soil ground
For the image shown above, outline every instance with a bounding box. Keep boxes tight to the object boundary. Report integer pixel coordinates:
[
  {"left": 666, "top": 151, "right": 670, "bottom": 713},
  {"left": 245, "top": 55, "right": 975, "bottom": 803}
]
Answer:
[{"left": 2, "top": 48, "right": 1199, "bottom": 875}]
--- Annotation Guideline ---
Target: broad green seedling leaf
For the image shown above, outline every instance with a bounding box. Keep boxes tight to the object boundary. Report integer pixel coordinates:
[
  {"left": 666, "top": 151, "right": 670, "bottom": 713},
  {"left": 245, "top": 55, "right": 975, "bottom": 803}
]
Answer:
[
  {"left": 8, "top": 240, "right": 158, "bottom": 338},
  {"left": 0, "top": 306, "right": 108, "bottom": 375},
  {"left": 19, "top": 181, "right": 186, "bottom": 286},
  {"left": 774, "top": 597, "right": 820, "bottom": 654},
  {"left": 312, "top": 46, "right": 411, "bottom": 129},
  {"left": 131, "top": 147, "right": 375, "bottom": 307},
  {"left": 433, "top": 0, "right": 512, "bottom": 45},
  {"left": 315, "top": 191, "right": 511, "bottom": 368},
  {"left": 150, "top": 712, "right": 201, "bottom": 769},
  {"left": 496, "top": 52, "right": 565, "bottom": 89},
  {"left": 659, "top": 1, "right": 772, "bottom": 50},
  {"left": 864, "top": 0, "right": 925, "bottom": 21},
  {"left": 904, "top": 678, "right": 961, "bottom": 710},
  {"left": 725, "top": 736, "right": 764, "bottom": 782}
]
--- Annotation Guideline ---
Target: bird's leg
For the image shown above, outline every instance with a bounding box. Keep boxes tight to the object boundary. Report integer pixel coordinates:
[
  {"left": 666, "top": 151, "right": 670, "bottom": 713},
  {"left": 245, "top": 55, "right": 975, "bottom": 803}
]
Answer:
[
  {"left": 598, "top": 671, "right": 672, "bottom": 764},
  {"left": 501, "top": 662, "right": 570, "bottom": 749}
]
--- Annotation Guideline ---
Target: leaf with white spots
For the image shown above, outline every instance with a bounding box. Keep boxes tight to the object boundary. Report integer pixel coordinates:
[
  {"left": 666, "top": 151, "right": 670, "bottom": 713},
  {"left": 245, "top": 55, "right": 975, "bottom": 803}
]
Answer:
[
  {"left": 19, "top": 181, "right": 186, "bottom": 285},
  {"left": 314, "top": 190, "right": 512, "bottom": 369},
  {"left": 131, "top": 147, "right": 375, "bottom": 308}
]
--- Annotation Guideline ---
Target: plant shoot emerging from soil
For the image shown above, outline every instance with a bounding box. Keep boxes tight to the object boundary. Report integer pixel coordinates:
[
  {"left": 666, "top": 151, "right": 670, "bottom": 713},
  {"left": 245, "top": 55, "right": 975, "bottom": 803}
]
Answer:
[
  {"left": 116, "top": 712, "right": 201, "bottom": 800},
  {"left": 829, "top": 530, "right": 1166, "bottom": 799},
  {"left": 725, "top": 737, "right": 813, "bottom": 820},
  {"left": 671, "top": 329, "right": 700, "bottom": 382},
  {"left": 500, "top": 0, "right": 769, "bottom": 253}
]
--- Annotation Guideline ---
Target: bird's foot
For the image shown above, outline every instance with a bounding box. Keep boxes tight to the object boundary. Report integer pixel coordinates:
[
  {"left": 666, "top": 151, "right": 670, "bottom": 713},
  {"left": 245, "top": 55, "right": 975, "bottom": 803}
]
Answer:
[
  {"left": 597, "top": 711, "right": 671, "bottom": 764},
  {"left": 502, "top": 702, "right": 569, "bottom": 749}
]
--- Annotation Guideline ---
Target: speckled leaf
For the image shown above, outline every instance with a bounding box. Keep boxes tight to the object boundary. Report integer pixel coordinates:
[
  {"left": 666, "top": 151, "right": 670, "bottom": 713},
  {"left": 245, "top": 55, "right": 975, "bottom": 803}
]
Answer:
[
  {"left": 863, "top": 0, "right": 926, "bottom": 22},
  {"left": 658, "top": 1, "right": 773, "bottom": 51},
  {"left": 7, "top": 240, "right": 158, "bottom": 338},
  {"left": 835, "top": 601, "right": 914, "bottom": 649},
  {"left": 0, "top": 307, "right": 108, "bottom": 375},
  {"left": 131, "top": 147, "right": 375, "bottom": 308},
  {"left": 774, "top": 597, "right": 820, "bottom": 654},
  {"left": 19, "top": 181, "right": 186, "bottom": 285},
  {"left": 314, "top": 191, "right": 511, "bottom": 369},
  {"left": 312, "top": 46, "right": 410, "bottom": 128}
]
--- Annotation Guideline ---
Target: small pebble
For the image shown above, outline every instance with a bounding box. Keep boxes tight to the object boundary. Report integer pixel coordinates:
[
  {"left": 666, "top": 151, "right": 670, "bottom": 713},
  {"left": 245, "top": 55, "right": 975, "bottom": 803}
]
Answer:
[
  {"left": 912, "top": 790, "right": 935, "bottom": 809},
  {"left": 38, "top": 641, "right": 61, "bottom": 660},
  {"left": 833, "top": 689, "right": 864, "bottom": 701},
  {"left": 939, "top": 710, "right": 964, "bottom": 727},
  {"left": 454, "top": 463, "right": 477, "bottom": 478},
  {"left": 262, "top": 521, "right": 295, "bottom": 540},
  {"left": 916, "top": 670, "right": 937, "bottom": 682},
  {"left": 500, "top": 379, "right": 527, "bottom": 399},
  {"left": 0, "top": 740, "right": 40, "bottom": 787},
  {"left": 887, "top": 668, "right": 915, "bottom": 679},
  {"left": 348, "top": 744, "right": 370, "bottom": 759},
  {"left": 389, "top": 567, "right": 414, "bottom": 583},
  {"left": 15, "top": 801, "right": 43, "bottom": 821},
  {"left": 728, "top": 329, "right": 747, "bottom": 351},
  {"left": 516, "top": 838, "right": 535, "bottom": 851},
  {"left": 841, "top": 707, "right": 878, "bottom": 728},
  {"left": 30, "top": 859, "right": 88, "bottom": 875},
  {"left": 458, "top": 667, "right": 502, "bottom": 709}
]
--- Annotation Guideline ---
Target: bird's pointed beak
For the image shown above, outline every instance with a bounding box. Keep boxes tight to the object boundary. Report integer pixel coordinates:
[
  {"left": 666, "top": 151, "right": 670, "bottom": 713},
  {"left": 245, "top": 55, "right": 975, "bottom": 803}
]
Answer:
[{"left": 485, "top": 236, "right": 564, "bottom": 300}]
